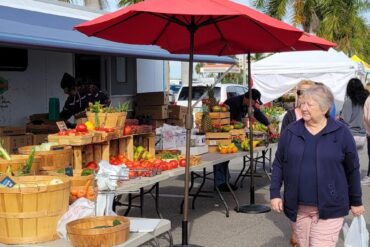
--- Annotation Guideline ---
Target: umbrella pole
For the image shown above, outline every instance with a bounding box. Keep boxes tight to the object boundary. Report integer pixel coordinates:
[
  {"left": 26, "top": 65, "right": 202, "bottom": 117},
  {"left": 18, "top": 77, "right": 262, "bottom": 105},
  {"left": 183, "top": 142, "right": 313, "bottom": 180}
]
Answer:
[
  {"left": 174, "top": 20, "right": 203, "bottom": 247},
  {"left": 235, "top": 53, "right": 270, "bottom": 214}
]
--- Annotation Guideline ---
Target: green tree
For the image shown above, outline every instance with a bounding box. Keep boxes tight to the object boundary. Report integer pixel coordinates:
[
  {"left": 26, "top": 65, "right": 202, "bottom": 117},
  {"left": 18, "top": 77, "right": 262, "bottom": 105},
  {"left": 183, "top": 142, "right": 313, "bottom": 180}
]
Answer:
[
  {"left": 118, "top": 0, "right": 143, "bottom": 7},
  {"left": 253, "top": 0, "right": 370, "bottom": 58}
]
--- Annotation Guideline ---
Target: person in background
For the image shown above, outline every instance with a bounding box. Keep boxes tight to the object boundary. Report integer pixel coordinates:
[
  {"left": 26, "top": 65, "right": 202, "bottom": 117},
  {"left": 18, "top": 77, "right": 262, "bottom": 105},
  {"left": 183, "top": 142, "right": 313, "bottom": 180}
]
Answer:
[
  {"left": 361, "top": 81, "right": 370, "bottom": 185},
  {"left": 339, "top": 78, "right": 368, "bottom": 150},
  {"left": 281, "top": 80, "right": 316, "bottom": 133},
  {"left": 270, "top": 84, "right": 364, "bottom": 247},
  {"left": 60, "top": 73, "right": 110, "bottom": 121},
  {"left": 214, "top": 89, "right": 274, "bottom": 192}
]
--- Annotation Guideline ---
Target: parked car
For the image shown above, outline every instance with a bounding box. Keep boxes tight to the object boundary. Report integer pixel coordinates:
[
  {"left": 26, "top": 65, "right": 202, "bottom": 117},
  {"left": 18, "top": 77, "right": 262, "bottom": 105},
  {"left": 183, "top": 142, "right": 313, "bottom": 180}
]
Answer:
[
  {"left": 175, "top": 83, "right": 247, "bottom": 112},
  {"left": 169, "top": 84, "right": 182, "bottom": 103}
]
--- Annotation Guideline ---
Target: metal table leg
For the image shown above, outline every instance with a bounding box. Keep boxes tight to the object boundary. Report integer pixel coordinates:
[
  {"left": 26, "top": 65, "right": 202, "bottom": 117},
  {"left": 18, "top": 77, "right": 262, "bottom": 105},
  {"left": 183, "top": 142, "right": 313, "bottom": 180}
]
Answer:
[{"left": 233, "top": 156, "right": 248, "bottom": 188}]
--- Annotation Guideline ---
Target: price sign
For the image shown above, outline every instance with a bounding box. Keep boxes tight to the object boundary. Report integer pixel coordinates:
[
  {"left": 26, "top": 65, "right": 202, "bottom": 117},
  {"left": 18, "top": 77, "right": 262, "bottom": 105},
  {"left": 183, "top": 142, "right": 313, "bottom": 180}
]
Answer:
[{"left": 56, "top": 121, "right": 68, "bottom": 132}]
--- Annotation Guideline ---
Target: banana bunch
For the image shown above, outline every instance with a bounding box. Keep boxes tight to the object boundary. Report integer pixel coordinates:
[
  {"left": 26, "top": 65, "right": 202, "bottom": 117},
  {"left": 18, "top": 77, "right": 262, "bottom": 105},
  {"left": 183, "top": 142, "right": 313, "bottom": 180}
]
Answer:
[
  {"left": 134, "top": 146, "right": 153, "bottom": 161},
  {"left": 241, "top": 138, "right": 250, "bottom": 151}
]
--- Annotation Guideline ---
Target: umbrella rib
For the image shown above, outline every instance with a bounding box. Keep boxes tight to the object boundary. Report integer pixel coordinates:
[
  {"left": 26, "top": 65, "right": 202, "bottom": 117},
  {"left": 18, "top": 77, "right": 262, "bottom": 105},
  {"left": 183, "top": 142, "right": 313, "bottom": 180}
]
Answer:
[
  {"left": 151, "top": 16, "right": 173, "bottom": 45},
  {"left": 148, "top": 13, "right": 189, "bottom": 28},
  {"left": 197, "top": 15, "right": 238, "bottom": 28},
  {"left": 89, "top": 12, "right": 143, "bottom": 36}
]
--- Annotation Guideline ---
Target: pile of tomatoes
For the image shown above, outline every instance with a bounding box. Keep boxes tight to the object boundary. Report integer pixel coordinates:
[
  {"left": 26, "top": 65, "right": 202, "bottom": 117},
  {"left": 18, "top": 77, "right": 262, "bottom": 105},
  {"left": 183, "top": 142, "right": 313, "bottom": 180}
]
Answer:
[{"left": 107, "top": 154, "right": 187, "bottom": 179}]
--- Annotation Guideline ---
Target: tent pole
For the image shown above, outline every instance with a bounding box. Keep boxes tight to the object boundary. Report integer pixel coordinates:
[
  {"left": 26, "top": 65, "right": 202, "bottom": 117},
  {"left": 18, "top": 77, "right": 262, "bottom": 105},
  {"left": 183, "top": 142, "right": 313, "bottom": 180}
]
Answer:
[
  {"left": 174, "top": 17, "right": 203, "bottom": 247},
  {"left": 235, "top": 52, "right": 271, "bottom": 214}
]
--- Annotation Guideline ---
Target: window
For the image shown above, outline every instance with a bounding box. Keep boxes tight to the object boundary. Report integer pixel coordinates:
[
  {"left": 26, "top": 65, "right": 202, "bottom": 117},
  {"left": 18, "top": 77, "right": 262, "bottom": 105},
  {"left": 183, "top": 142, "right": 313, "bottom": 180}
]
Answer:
[
  {"left": 226, "top": 86, "right": 238, "bottom": 99},
  {"left": 75, "top": 54, "right": 100, "bottom": 87},
  {"left": 0, "top": 47, "right": 28, "bottom": 71},
  {"left": 116, "top": 57, "right": 127, "bottom": 83}
]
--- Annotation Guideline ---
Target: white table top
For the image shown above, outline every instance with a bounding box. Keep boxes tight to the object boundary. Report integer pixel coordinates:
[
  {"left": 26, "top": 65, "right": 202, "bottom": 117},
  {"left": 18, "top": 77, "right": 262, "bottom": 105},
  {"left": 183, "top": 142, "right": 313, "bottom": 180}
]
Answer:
[{"left": 0, "top": 218, "right": 171, "bottom": 247}]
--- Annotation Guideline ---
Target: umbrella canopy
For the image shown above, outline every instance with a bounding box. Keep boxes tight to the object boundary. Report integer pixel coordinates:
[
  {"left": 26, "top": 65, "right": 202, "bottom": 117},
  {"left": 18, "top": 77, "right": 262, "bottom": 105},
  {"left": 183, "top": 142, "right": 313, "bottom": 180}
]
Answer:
[
  {"left": 289, "top": 32, "right": 336, "bottom": 51},
  {"left": 75, "top": 0, "right": 303, "bottom": 55},
  {"left": 75, "top": 1, "right": 304, "bottom": 246}
]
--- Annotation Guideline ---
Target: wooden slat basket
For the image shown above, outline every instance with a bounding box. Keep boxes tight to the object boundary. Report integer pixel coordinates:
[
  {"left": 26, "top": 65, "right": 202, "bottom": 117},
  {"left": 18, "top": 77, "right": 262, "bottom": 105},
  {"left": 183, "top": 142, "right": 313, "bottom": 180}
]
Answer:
[
  {"left": 18, "top": 145, "right": 73, "bottom": 172},
  {"left": 86, "top": 112, "right": 127, "bottom": 129},
  {"left": 0, "top": 176, "right": 70, "bottom": 244},
  {"left": 67, "top": 216, "right": 129, "bottom": 247},
  {"left": 0, "top": 155, "right": 42, "bottom": 175}
]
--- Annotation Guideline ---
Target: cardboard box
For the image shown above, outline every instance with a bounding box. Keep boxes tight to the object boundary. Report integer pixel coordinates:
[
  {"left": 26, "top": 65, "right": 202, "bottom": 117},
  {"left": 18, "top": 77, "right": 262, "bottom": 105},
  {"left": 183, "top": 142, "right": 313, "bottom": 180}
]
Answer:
[
  {"left": 152, "top": 120, "right": 166, "bottom": 129},
  {"left": 0, "top": 126, "right": 26, "bottom": 136},
  {"left": 168, "top": 105, "right": 187, "bottom": 119},
  {"left": 32, "top": 134, "right": 49, "bottom": 145},
  {"left": 136, "top": 105, "right": 168, "bottom": 119},
  {"left": 178, "top": 145, "right": 209, "bottom": 155},
  {"left": 0, "top": 134, "right": 33, "bottom": 154},
  {"left": 166, "top": 118, "right": 185, "bottom": 127},
  {"left": 136, "top": 92, "right": 169, "bottom": 106}
]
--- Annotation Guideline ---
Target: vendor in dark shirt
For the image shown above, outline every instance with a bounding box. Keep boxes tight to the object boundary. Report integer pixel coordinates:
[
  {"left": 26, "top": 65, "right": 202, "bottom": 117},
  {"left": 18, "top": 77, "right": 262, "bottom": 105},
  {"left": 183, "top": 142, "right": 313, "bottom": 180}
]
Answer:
[
  {"left": 214, "top": 89, "right": 274, "bottom": 192},
  {"left": 59, "top": 73, "right": 110, "bottom": 121}
]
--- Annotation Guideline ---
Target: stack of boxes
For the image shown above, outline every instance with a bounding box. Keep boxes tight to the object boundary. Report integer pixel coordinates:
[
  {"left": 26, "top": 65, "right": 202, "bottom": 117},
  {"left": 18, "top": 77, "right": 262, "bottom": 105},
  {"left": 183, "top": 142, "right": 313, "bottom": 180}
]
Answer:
[
  {"left": 0, "top": 126, "right": 33, "bottom": 154},
  {"left": 166, "top": 105, "right": 187, "bottom": 127},
  {"left": 136, "top": 92, "right": 169, "bottom": 129},
  {"left": 135, "top": 92, "right": 187, "bottom": 128}
]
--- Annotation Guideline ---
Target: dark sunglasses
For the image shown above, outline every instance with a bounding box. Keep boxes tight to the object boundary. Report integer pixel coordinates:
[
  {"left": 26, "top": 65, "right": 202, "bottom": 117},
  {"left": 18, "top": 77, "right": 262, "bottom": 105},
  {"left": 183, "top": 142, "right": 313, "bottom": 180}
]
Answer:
[{"left": 297, "top": 90, "right": 304, "bottom": 96}]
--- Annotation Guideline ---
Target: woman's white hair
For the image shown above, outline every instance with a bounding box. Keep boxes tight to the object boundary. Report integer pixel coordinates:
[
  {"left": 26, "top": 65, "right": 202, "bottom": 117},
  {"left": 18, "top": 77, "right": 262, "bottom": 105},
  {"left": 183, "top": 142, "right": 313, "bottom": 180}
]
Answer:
[{"left": 301, "top": 84, "right": 334, "bottom": 117}]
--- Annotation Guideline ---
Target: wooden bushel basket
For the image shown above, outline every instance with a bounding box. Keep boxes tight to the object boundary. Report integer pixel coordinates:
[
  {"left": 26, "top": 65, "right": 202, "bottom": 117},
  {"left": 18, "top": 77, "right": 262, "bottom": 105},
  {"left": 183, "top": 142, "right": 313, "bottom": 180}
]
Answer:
[
  {"left": 86, "top": 112, "right": 127, "bottom": 128},
  {"left": 67, "top": 216, "right": 129, "bottom": 247},
  {"left": 0, "top": 176, "right": 70, "bottom": 244},
  {"left": 0, "top": 155, "right": 42, "bottom": 175},
  {"left": 18, "top": 145, "right": 73, "bottom": 172}
]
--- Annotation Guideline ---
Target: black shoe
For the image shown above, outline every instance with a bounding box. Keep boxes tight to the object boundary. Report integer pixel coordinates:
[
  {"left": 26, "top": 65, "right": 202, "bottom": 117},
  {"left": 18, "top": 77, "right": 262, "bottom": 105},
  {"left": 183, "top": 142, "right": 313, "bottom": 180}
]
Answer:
[{"left": 217, "top": 183, "right": 238, "bottom": 192}]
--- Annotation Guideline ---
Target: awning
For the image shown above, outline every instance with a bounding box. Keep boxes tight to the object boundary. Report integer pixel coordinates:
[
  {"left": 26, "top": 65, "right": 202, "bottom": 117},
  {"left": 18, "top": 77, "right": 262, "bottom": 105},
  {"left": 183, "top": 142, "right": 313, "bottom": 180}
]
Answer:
[{"left": 0, "top": 5, "right": 235, "bottom": 64}]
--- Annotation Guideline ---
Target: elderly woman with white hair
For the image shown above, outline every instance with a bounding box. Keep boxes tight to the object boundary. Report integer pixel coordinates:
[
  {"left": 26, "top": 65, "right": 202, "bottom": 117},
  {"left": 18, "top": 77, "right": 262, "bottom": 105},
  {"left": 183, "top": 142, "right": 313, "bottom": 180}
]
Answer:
[{"left": 270, "top": 84, "right": 364, "bottom": 247}]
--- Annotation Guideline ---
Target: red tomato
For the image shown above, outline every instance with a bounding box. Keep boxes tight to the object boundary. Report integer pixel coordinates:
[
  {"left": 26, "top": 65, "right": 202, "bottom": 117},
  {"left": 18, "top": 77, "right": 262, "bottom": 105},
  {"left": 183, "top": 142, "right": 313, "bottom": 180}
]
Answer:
[
  {"left": 86, "top": 161, "right": 98, "bottom": 171},
  {"left": 58, "top": 130, "right": 68, "bottom": 136},
  {"left": 129, "top": 171, "right": 137, "bottom": 179},
  {"left": 153, "top": 159, "right": 162, "bottom": 168},
  {"left": 125, "top": 161, "right": 133, "bottom": 169},
  {"left": 133, "top": 161, "right": 141, "bottom": 168},
  {"left": 76, "top": 123, "right": 88, "bottom": 133},
  {"left": 179, "top": 158, "right": 186, "bottom": 167},
  {"left": 169, "top": 160, "right": 178, "bottom": 169},
  {"left": 124, "top": 126, "right": 132, "bottom": 135},
  {"left": 160, "top": 161, "right": 169, "bottom": 171},
  {"left": 117, "top": 154, "right": 125, "bottom": 162}
]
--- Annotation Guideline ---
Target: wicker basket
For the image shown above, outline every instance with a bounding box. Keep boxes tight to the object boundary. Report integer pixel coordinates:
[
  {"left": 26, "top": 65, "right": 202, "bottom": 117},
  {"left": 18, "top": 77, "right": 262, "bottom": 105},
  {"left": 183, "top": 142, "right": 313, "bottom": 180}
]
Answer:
[
  {"left": 0, "top": 155, "right": 42, "bottom": 175},
  {"left": 86, "top": 112, "right": 127, "bottom": 128},
  {"left": 67, "top": 216, "right": 129, "bottom": 247},
  {"left": 18, "top": 145, "right": 72, "bottom": 172},
  {"left": 0, "top": 176, "right": 70, "bottom": 244}
]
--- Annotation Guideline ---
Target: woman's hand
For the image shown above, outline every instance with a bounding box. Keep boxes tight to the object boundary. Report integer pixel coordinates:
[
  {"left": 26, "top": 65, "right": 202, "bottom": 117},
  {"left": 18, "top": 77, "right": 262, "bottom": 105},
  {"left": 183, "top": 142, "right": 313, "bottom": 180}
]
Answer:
[
  {"left": 351, "top": 205, "right": 365, "bottom": 217},
  {"left": 271, "top": 198, "right": 283, "bottom": 213}
]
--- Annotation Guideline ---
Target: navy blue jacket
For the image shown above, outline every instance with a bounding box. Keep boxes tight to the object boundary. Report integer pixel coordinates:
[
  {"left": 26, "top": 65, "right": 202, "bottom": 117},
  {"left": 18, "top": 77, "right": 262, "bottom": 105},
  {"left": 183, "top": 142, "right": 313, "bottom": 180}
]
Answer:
[
  {"left": 224, "top": 95, "right": 269, "bottom": 125},
  {"left": 270, "top": 118, "right": 362, "bottom": 222}
]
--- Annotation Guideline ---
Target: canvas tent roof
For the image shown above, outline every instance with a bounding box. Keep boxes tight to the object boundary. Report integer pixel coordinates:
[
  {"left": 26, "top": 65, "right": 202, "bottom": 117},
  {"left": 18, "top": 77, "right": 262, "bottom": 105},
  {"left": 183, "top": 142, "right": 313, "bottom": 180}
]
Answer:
[{"left": 251, "top": 49, "right": 365, "bottom": 103}]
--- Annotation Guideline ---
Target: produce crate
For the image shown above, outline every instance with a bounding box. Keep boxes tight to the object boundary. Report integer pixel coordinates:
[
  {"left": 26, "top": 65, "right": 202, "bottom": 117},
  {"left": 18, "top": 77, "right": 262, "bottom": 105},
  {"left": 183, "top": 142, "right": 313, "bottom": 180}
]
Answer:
[
  {"left": 195, "top": 112, "right": 231, "bottom": 130},
  {"left": 0, "top": 176, "right": 70, "bottom": 244},
  {"left": 48, "top": 134, "right": 93, "bottom": 146},
  {"left": 230, "top": 129, "right": 246, "bottom": 140},
  {"left": 18, "top": 145, "right": 72, "bottom": 172},
  {"left": 205, "top": 132, "right": 231, "bottom": 153},
  {"left": 0, "top": 126, "right": 26, "bottom": 136},
  {"left": 67, "top": 216, "right": 129, "bottom": 247},
  {"left": 86, "top": 112, "right": 127, "bottom": 129},
  {"left": 0, "top": 154, "right": 42, "bottom": 175}
]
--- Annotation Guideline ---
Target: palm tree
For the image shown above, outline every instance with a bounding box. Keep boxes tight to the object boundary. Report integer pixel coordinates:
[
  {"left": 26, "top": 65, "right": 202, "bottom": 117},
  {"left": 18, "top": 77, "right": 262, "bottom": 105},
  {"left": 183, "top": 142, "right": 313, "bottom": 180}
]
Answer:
[
  {"left": 118, "top": 0, "right": 143, "bottom": 6},
  {"left": 253, "top": 0, "right": 370, "bottom": 58}
]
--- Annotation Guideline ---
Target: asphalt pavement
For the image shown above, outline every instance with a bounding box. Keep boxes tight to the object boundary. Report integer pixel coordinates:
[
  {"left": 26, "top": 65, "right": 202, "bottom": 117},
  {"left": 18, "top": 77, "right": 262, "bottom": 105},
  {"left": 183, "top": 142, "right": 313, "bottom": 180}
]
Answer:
[{"left": 117, "top": 145, "right": 370, "bottom": 247}]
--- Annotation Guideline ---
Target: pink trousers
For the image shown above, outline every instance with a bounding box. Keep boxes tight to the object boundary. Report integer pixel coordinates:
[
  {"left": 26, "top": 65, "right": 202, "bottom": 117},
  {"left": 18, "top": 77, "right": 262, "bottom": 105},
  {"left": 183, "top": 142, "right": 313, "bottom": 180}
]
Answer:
[{"left": 291, "top": 206, "right": 344, "bottom": 247}]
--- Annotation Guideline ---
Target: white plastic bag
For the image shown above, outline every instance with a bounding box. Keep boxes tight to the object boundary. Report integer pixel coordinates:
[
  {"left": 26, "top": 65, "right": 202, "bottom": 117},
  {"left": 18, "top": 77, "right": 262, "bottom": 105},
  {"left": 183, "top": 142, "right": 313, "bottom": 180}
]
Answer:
[
  {"left": 343, "top": 215, "right": 369, "bottom": 247},
  {"left": 57, "top": 198, "right": 95, "bottom": 239}
]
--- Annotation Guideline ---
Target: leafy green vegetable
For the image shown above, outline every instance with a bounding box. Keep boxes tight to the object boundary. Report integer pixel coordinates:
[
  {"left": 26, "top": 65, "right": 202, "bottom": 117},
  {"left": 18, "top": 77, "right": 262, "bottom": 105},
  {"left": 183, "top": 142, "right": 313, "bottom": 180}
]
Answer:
[
  {"left": 112, "top": 219, "right": 121, "bottom": 226},
  {"left": 81, "top": 168, "right": 93, "bottom": 176},
  {"left": 0, "top": 142, "right": 11, "bottom": 160}
]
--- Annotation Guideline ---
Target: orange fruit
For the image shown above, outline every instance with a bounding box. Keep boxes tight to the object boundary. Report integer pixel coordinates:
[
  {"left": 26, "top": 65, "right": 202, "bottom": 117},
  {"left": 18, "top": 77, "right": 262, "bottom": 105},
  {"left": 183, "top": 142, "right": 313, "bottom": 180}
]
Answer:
[{"left": 232, "top": 146, "right": 238, "bottom": 153}]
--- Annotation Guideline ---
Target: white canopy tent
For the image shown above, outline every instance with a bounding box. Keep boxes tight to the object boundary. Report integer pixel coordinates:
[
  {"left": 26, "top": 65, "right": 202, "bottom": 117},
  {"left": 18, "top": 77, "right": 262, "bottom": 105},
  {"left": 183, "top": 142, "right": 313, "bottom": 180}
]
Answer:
[{"left": 252, "top": 49, "right": 366, "bottom": 104}]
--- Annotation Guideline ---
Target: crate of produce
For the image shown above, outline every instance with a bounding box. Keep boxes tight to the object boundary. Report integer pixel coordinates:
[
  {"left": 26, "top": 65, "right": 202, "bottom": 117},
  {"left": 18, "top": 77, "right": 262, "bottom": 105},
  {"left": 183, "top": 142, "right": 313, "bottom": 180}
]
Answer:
[
  {"left": 0, "top": 154, "right": 42, "bottom": 175},
  {"left": 0, "top": 176, "right": 70, "bottom": 244},
  {"left": 205, "top": 132, "right": 231, "bottom": 153},
  {"left": 67, "top": 216, "right": 129, "bottom": 247},
  {"left": 86, "top": 112, "right": 127, "bottom": 129},
  {"left": 18, "top": 145, "right": 72, "bottom": 172},
  {"left": 48, "top": 134, "right": 93, "bottom": 146}
]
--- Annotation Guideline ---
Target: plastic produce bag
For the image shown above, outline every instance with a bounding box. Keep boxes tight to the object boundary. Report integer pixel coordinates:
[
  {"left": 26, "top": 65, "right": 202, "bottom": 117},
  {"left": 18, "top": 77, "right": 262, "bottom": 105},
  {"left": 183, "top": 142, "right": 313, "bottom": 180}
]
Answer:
[
  {"left": 57, "top": 198, "right": 95, "bottom": 239},
  {"left": 343, "top": 215, "right": 369, "bottom": 247}
]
